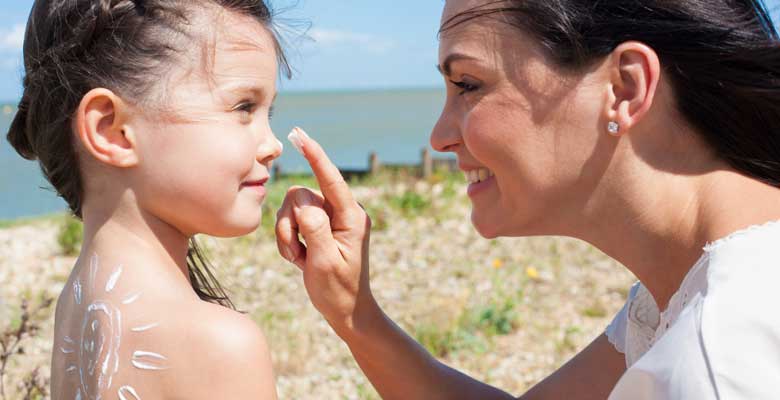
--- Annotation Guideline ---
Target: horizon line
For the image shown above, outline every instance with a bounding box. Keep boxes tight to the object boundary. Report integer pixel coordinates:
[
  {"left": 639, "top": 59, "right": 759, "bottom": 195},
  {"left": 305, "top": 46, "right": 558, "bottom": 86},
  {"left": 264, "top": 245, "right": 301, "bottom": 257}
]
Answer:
[{"left": 0, "top": 84, "right": 445, "bottom": 105}]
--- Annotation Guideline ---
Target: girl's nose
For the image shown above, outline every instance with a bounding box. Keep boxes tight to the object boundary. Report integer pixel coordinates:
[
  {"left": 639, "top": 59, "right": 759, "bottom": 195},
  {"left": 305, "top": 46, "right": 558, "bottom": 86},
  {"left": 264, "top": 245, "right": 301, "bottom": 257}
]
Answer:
[{"left": 257, "top": 136, "right": 283, "bottom": 164}]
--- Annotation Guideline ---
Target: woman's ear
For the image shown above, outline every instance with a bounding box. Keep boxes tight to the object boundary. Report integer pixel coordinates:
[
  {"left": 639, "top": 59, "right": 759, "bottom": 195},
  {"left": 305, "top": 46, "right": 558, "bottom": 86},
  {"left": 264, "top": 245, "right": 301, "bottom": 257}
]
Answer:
[
  {"left": 74, "top": 88, "right": 139, "bottom": 168},
  {"left": 604, "top": 41, "right": 661, "bottom": 135}
]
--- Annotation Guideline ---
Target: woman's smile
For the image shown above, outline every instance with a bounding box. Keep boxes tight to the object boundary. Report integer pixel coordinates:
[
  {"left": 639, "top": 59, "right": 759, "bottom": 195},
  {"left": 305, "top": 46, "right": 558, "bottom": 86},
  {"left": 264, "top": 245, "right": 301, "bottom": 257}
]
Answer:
[{"left": 463, "top": 167, "right": 496, "bottom": 197}]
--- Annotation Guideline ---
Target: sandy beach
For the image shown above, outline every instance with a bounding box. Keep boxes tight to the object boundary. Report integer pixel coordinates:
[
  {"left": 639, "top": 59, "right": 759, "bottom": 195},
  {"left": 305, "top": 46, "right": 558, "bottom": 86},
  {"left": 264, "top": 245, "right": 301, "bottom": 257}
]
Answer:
[{"left": 0, "top": 174, "right": 635, "bottom": 399}]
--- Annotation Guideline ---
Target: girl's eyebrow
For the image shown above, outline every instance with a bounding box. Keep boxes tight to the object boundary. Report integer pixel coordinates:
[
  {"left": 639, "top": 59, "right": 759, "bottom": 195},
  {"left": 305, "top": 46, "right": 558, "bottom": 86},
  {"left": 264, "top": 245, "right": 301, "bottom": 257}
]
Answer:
[{"left": 217, "top": 82, "right": 277, "bottom": 102}]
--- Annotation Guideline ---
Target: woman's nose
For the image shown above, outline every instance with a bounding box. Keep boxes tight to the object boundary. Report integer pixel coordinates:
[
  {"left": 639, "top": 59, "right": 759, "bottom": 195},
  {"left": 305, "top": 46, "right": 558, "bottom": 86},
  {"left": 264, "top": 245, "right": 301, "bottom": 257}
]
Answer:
[{"left": 430, "top": 107, "right": 461, "bottom": 153}]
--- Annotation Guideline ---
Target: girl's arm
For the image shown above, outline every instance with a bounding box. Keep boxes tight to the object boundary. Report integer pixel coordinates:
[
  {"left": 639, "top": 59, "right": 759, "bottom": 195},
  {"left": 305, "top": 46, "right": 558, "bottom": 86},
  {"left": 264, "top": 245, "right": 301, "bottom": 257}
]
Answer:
[{"left": 275, "top": 130, "right": 625, "bottom": 399}]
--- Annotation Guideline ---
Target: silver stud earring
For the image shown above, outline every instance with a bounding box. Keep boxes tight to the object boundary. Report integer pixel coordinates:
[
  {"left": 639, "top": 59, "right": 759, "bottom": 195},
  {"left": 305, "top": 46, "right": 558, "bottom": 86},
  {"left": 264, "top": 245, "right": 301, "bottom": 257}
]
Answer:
[{"left": 607, "top": 121, "right": 620, "bottom": 135}]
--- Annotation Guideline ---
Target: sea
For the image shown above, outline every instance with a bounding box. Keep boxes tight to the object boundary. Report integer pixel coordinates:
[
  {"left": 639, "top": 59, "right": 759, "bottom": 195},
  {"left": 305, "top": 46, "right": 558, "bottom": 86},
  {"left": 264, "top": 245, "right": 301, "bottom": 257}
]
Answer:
[{"left": 0, "top": 88, "right": 447, "bottom": 220}]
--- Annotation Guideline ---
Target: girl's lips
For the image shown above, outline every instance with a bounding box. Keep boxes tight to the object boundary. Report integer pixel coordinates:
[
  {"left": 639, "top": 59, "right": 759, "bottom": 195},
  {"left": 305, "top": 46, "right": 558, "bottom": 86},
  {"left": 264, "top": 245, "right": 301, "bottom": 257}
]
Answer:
[
  {"left": 240, "top": 178, "right": 269, "bottom": 197},
  {"left": 241, "top": 177, "right": 269, "bottom": 187}
]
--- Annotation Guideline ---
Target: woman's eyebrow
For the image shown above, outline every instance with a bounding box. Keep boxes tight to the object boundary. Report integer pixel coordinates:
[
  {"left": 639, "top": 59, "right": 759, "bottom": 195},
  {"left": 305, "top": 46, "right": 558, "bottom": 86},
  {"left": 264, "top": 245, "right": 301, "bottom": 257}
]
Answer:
[{"left": 437, "top": 53, "right": 479, "bottom": 76}]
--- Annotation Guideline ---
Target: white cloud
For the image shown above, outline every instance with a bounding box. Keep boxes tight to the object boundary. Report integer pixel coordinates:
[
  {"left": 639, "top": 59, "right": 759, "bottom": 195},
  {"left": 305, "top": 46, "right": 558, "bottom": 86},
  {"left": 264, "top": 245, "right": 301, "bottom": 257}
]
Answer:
[
  {"left": 309, "top": 28, "right": 396, "bottom": 54},
  {"left": 0, "top": 24, "right": 25, "bottom": 51}
]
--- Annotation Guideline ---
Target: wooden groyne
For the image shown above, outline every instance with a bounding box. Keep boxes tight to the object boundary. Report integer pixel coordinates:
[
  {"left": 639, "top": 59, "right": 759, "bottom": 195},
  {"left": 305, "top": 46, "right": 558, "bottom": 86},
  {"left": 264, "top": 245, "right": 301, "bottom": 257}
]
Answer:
[{"left": 272, "top": 148, "right": 458, "bottom": 181}]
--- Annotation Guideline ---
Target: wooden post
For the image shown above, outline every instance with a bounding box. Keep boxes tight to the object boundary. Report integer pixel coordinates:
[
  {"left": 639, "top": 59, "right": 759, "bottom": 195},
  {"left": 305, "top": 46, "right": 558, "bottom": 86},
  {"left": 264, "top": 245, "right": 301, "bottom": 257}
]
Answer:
[
  {"left": 422, "top": 148, "right": 433, "bottom": 179},
  {"left": 272, "top": 163, "right": 282, "bottom": 181},
  {"left": 369, "top": 152, "right": 380, "bottom": 175}
]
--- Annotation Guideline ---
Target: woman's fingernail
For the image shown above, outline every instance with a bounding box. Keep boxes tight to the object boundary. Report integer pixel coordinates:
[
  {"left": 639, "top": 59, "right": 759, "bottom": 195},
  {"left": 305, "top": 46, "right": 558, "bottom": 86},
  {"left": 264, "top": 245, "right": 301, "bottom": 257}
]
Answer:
[
  {"left": 296, "top": 127, "right": 311, "bottom": 141},
  {"left": 287, "top": 128, "right": 304, "bottom": 155}
]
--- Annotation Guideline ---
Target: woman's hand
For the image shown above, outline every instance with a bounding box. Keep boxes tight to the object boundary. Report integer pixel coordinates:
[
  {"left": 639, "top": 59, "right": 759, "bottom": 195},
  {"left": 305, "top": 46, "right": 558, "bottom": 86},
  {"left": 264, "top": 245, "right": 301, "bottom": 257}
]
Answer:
[{"left": 275, "top": 128, "right": 374, "bottom": 334}]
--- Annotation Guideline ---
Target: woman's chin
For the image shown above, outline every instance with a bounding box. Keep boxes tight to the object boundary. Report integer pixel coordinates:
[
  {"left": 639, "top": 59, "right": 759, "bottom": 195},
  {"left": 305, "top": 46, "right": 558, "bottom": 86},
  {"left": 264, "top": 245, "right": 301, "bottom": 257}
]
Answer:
[{"left": 471, "top": 210, "right": 503, "bottom": 239}]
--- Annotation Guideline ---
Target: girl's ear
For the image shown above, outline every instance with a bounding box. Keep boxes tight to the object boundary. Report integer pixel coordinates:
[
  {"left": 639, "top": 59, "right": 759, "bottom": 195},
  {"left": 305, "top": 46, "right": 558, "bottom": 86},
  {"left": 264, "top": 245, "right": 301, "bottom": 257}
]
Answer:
[{"left": 74, "top": 88, "right": 139, "bottom": 168}]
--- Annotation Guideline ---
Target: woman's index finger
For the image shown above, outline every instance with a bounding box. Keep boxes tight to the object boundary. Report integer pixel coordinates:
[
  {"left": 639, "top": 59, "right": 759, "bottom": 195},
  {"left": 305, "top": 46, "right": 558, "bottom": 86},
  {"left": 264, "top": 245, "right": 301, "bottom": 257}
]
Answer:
[{"left": 288, "top": 127, "right": 355, "bottom": 212}]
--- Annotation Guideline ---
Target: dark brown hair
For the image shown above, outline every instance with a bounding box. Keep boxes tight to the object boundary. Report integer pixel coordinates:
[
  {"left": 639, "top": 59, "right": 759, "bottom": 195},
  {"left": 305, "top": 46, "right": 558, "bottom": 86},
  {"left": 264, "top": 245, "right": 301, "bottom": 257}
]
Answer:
[
  {"left": 6, "top": 0, "right": 291, "bottom": 309},
  {"left": 441, "top": 0, "right": 780, "bottom": 187}
]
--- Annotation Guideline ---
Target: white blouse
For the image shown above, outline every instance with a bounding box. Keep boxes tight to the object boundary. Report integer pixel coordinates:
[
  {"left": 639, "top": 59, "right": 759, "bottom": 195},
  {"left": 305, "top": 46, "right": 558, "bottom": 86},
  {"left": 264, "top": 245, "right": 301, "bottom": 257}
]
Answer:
[{"left": 605, "top": 220, "right": 780, "bottom": 399}]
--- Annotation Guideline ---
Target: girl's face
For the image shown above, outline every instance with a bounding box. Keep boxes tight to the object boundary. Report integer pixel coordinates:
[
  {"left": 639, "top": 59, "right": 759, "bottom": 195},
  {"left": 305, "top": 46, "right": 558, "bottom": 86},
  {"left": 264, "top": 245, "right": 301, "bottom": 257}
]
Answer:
[
  {"left": 432, "top": 0, "right": 609, "bottom": 238},
  {"left": 129, "top": 11, "right": 282, "bottom": 238}
]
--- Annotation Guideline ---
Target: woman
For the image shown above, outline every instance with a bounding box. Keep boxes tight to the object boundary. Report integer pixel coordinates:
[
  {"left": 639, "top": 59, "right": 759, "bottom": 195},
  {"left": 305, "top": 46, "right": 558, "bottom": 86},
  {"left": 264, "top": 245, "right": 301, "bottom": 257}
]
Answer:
[{"left": 277, "top": 0, "right": 780, "bottom": 399}]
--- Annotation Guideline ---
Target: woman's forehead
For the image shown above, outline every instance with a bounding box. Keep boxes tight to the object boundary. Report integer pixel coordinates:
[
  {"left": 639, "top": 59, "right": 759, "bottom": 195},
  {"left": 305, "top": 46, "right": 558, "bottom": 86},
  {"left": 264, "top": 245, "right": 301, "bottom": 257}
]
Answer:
[{"left": 442, "top": 0, "right": 491, "bottom": 24}]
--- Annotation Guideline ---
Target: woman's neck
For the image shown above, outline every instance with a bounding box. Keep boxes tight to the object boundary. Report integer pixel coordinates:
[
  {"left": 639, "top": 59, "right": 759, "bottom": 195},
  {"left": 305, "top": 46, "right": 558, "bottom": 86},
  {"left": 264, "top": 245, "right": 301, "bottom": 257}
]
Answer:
[{"left": 580, "top": 168, "right": 780, "bottom": 312}]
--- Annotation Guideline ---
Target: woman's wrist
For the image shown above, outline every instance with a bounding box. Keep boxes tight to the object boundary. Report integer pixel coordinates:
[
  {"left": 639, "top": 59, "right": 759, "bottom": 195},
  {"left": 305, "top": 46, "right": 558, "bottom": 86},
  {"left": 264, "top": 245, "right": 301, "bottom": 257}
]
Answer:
[{"left": 331, "top": 291, "right": 385, "bottom": 345}]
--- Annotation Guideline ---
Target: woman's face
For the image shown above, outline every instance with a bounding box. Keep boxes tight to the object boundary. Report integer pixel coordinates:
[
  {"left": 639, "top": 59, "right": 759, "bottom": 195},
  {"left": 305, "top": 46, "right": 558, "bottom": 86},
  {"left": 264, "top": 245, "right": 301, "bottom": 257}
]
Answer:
[
  {"left": 432, "top": 0, "right": 611, "bottom": 238},
  {"left": 129, "top": 11, "right": 282, "bottom": 238}
]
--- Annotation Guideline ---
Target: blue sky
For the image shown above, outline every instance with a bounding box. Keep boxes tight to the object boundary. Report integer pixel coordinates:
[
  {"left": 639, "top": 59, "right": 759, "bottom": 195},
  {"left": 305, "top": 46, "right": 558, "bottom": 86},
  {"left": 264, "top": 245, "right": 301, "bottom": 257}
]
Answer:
[
  {"left": 0, "top": 0, "right": 446, "bottom": 100},
  {"left": 1, "top": 0, "right": 780, "bottom": 100}
]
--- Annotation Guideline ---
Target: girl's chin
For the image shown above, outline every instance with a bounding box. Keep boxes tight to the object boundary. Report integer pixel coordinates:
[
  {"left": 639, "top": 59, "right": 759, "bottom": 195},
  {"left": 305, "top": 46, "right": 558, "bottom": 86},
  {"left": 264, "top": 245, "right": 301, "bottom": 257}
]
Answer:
[{"left": 202, "top": 216, "right": 263, "bottom": 238}]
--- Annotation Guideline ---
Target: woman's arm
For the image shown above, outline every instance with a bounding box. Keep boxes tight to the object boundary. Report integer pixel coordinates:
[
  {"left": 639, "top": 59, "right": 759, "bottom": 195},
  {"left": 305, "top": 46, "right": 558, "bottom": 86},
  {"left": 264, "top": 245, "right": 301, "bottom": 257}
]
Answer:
[
  {"left": 335, "top": 293, "right": 625, "bottom": 400},
  {"left": 276, "top": 130, "right": 625, "bottom": 399}
]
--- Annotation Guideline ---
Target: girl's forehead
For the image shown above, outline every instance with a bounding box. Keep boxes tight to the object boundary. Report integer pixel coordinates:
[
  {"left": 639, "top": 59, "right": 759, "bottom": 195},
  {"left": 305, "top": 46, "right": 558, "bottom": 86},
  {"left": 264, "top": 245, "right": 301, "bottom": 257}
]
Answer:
[{"left": 196, "top": 12, "right": 279, "bottom": 88}]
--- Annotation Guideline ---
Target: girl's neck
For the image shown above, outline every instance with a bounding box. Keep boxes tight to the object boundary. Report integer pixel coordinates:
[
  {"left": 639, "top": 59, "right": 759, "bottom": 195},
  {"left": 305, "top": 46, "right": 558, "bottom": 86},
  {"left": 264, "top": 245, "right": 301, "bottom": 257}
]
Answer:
[{"left": 79, "top": 200, "right": 192, "bottom": 286}]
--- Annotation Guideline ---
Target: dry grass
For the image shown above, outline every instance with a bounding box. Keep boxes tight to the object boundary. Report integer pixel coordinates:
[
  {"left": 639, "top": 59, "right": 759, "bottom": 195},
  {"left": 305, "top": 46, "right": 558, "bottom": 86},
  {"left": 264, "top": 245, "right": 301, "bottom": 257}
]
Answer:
[{"left": 0, "top": 172, "right": 635, "bottom": 399}]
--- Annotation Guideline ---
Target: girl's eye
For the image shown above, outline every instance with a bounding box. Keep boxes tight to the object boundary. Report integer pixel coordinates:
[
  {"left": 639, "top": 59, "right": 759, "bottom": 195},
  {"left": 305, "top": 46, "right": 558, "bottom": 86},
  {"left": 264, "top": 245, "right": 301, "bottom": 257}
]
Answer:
[
  {"left": 449, "top": 80, "right": 479, "bottom": 95},
  {"left": 233, "top": 101, "right": 257, "bottom": 113},
  {"left": 268, "top": 105, "right": 275, "bottom": 121}
]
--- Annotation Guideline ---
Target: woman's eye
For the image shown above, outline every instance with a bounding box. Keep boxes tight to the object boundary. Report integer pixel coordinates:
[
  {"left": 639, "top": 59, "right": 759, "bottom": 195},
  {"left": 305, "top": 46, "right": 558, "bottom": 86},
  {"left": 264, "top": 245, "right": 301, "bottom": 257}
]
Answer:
[
  {"left": 268, "top": 105, "right": 275, "bottom": 121},
  {"left": 449, "top": 80, "right": 479, "bottom": 95}
]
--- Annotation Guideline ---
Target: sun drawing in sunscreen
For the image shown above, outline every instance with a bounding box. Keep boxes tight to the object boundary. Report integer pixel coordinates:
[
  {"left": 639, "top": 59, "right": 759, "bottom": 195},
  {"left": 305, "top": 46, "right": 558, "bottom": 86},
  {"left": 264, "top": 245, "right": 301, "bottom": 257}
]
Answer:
[{"left": 60, "top": 254, "right": 168, "bottom": 400}]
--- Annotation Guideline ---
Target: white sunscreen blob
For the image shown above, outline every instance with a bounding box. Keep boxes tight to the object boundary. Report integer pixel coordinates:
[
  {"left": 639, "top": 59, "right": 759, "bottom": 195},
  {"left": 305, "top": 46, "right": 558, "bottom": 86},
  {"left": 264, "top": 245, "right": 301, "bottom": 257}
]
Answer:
[{"left": 287, "top": 127, "right": 307, "bottom": 155}]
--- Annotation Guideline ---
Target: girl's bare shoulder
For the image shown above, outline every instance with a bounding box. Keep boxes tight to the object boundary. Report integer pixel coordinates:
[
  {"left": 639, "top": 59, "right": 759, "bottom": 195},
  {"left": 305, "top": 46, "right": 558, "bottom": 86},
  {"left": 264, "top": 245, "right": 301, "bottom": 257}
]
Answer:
[{"left": 158, "top": 300, "right": 278, "bottom": 399}]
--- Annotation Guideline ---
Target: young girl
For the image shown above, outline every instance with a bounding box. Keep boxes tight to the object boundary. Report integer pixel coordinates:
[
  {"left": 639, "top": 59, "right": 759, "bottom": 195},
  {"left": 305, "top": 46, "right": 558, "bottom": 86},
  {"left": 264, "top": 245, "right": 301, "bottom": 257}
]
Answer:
[{"left": 7, "top": 1, "right": 287, "bottom": 398}]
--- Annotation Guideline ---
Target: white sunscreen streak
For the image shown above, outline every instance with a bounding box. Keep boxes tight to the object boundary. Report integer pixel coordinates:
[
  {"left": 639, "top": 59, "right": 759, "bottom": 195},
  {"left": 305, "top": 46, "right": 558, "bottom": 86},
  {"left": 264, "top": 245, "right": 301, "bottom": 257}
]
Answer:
[
  {"left": 122, "top": 292, "right": 142, "bottom": 305},
  {"left": 105, "top": 265, "right": 122, "bottom": 293},
  {"left": 131, "top": 323, "right": 159, "bottom": 332},
  {"left": 64, "top": 335, "right": 75, "bottom": 344},
  {"left": 66, "top": 365, "right": 77, "bottom": 373},
  {"left": 132, "top": 351, "right": 169, "bottom": 371},
  {"left": 90, "top": 254, "right": 99, "bottom": 286},
  {"left": 118, "top": 386, "right": 141, "bottom": 400},
  {"left": 73, "top": 279, "right": 82, "bottom": 305},
  {"left": 61, "top": 346, "right": 75, "bottom": 354}
]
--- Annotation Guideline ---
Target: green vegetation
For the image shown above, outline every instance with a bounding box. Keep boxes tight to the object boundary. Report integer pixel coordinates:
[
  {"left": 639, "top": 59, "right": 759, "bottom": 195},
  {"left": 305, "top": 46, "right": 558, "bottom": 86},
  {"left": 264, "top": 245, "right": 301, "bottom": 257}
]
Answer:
[
  {"left": 415, "top": 292, "right": 523, "bottom": 358},
  {"left": 56, "top": 215, "right": 83, "bottom": 256},
  {"left": 389, "top": 191, "right": 431, "bottom": 217}
]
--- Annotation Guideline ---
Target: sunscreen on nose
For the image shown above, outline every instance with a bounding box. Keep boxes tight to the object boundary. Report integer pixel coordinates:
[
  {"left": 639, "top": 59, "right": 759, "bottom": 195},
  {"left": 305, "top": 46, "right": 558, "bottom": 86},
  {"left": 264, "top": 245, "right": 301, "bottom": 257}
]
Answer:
[
  {"left": 276, "top": 138, "right": 284, "bottom": 152},
  {"left": 287, "top": 127, "right": 308, "bottom": 155}
]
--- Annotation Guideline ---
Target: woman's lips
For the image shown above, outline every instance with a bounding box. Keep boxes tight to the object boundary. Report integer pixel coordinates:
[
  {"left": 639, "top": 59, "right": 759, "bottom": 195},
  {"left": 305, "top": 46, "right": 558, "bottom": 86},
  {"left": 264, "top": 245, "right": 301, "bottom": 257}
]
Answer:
[{"left": 467, "top": 175, "right": 496, "bottom": 197}]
